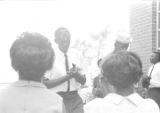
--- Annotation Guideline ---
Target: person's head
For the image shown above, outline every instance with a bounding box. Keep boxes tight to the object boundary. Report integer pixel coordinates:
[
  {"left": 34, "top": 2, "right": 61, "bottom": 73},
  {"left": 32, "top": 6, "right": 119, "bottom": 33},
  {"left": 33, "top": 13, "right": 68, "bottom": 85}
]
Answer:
[
  {"left": 150, "top": 51, "right": 160, "bottom": 64},
  {"left": 54, "top": 27, "right": 71, "bottom": 53},
  {"left": 114, "top": 31, "right": 132, "bottom": 53},
  {"left": 101, "top": 51, "right": 143, "bottom": 94},
  {"left": 10, "top": 32, "right": 54, "bottom": 82}
]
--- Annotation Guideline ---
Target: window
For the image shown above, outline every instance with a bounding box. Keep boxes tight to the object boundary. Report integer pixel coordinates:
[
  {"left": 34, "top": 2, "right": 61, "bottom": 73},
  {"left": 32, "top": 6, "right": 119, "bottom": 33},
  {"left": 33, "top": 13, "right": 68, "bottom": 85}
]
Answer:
[{"left": 157, "top": 0, "right": 160, "bottom": 49}]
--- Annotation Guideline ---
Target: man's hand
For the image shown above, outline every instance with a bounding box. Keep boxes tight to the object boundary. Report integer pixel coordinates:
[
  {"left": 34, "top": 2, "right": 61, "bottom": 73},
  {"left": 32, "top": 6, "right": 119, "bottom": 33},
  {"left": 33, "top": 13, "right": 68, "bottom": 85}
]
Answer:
[
  {"left": 68, "top": 64, "right": 86, "bottom": 85},
  {"left": 74, "top": 72, "right": 86, "bottom": 85}
]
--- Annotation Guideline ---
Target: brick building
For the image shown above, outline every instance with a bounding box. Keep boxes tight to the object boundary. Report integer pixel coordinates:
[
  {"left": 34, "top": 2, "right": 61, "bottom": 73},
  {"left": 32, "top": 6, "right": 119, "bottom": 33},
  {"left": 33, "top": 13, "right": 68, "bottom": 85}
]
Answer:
[{"left": 130, "top": 0, "right": 159, "bottom": 74}]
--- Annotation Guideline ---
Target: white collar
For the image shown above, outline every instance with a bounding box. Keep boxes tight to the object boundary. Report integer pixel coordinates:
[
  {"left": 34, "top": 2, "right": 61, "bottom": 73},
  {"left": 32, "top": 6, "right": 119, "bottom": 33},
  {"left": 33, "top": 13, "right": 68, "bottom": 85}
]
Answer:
[
  {"left": 11, "top": 80, "right": 46, "bottom": 88},
  {"left": 104, "top": 93, "right": 144, "bottom": 106}
]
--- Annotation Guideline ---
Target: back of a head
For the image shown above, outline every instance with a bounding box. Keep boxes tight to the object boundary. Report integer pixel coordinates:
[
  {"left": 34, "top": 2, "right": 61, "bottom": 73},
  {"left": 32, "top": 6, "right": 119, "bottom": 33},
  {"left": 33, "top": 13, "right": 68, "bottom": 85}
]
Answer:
[
  {"left": 101, "top": 51, "right": 142, "bottom": 90},
  {"left": 10, "top": 32, "right": 54, "bottom": 80}
]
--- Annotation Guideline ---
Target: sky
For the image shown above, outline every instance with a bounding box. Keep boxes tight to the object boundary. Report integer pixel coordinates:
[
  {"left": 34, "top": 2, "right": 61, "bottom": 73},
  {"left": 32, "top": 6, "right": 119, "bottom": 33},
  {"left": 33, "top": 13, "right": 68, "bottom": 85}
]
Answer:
[{"left": 0, "top": 0, "right": 130, "bottom": 83}]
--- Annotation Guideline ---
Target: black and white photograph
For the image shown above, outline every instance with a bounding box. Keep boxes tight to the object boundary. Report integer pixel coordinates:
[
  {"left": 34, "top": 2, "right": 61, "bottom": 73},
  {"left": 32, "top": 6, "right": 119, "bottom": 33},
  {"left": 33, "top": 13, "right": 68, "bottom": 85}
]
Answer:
[{"left": 0, "top": 0, "right": 159, "bottom": 113}]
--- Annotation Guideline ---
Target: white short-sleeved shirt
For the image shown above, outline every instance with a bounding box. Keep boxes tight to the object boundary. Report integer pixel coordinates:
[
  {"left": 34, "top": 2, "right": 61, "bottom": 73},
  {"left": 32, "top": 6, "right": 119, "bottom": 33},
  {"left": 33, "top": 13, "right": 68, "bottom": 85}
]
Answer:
[
  {"left": 84, "top": 93, "right": 159, "bottom": 113},
  {"left": 148, "top": 63, "right": 160, "bottom": 88},
  {"left": 0, "top": 80, "right": 63, "bottom": 113},
  {"left": 45, "top": 46, "right": 81, "bottom": 92}
]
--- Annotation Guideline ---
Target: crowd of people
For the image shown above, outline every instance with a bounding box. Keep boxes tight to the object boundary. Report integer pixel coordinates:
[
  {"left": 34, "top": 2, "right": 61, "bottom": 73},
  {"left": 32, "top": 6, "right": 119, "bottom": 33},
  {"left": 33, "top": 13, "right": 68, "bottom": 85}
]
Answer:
[{"left": 0, "top": 27, "right": 159, "bottom": 113}]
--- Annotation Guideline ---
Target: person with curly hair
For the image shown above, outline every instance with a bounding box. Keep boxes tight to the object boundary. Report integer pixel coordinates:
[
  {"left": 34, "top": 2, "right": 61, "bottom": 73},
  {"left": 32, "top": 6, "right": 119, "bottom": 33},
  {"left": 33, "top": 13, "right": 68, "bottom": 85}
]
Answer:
[
  {"left": 84, "top": 51, "right": 159, "bottom": 113},
  {"left": 0, "top": 32, "right": 64, "bottom": 113}
]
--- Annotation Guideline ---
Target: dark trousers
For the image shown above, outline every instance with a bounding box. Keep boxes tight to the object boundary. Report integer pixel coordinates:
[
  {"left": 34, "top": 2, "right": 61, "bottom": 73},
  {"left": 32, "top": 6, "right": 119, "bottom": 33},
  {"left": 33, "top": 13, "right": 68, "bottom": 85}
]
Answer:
[
  {"left": 148, "top": 88, "right": 160, "bottom": 108},
  {"left": 58, "top": 91, "right": 84, "bottom": 113}
]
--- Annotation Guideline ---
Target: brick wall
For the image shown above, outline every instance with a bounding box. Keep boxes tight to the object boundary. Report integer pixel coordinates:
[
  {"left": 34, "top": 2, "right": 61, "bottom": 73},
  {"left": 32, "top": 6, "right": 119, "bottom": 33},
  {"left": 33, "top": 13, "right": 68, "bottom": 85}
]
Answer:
[
  {"left": 130, "top": 0, "right": 156, "bottom": 74},
  {"left": 152, "top": 0, "right": 157, "bottom": 51}
]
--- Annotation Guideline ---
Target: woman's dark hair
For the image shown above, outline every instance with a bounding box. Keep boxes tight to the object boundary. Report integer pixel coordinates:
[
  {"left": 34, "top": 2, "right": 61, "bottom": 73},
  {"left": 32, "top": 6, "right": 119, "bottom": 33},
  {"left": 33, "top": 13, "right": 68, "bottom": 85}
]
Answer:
[
  {"left": 101, "top": 51, "right": 143, "bottom": 89},
  {"left": 10, "top": 32, "right": 54, "bottom": 80}
]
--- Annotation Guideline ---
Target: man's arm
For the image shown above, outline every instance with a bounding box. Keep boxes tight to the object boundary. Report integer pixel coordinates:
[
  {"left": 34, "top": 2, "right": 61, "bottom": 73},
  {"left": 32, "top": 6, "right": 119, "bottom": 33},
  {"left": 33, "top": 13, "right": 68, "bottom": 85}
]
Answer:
[{"left": 43, "top": 74, "right": 72, "bottom": 89}]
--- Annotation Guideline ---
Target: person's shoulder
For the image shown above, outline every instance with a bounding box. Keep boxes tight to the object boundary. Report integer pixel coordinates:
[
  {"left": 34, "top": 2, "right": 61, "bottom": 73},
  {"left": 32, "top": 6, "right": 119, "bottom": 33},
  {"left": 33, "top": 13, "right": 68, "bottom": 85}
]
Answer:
[
  {"left": 84, "top": 98, "right": 104, "bottom": 113},
  {"left": 143, "top": 98, "right": 158, "bottom": 105},
  {"left": 43, "top": 89, "right": 63, "bottom": 111},
  {"left": 41, "top": 89, "right": 63, "bottom": 113},
  {"left": 0, "top": 86, "right": 14, "bottom": 104},
  {"left": 0, "top": 85, "right": 14, "bottom": 96},
  {"left": 155, "top": 62, "right": 160, "bottom": 66},
  {"left": 84, "top": 98, "right": 114, "bottom": 113},
  {"left": 84, "top": 98, "right": 103, "bottom": 108},
  {"left": 139, "top": 98, "right": 160, "bottom": 112},
  {"left": 0, "top": 88, "right": 7, "bottom": 97},
  {"left": 44, "top": 88, "right": 62, "bottom": 99}
]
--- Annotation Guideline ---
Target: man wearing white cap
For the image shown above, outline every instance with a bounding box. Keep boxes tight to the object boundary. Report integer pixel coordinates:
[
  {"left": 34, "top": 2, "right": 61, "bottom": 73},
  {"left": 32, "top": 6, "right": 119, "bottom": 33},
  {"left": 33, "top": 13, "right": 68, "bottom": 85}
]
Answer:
[
  {"left": 113, "top": 31, "right": 132, "bottom": 53},
  {"left": 99, "top": 31, "right": 132, "bottom": 68},
  {"left": 84, "top": 31, "right": 133, "bottom": 112},
  {"left": 94, "top": 31, "right": 133, "bottom": 99}
]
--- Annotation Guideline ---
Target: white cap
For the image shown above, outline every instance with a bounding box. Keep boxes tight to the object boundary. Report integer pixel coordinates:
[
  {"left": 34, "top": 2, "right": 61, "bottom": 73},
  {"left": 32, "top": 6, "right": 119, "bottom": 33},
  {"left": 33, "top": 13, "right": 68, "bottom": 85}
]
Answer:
[{"left": 116, "top": 31, "right": 133, "bottom": 44}]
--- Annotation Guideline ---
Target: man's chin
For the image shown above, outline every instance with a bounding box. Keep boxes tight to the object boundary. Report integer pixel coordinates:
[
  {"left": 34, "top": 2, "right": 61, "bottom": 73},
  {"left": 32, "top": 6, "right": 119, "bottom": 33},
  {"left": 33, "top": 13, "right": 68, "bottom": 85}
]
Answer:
[{"left": 59, "top": 48, "right": 68, "bottom": 53}]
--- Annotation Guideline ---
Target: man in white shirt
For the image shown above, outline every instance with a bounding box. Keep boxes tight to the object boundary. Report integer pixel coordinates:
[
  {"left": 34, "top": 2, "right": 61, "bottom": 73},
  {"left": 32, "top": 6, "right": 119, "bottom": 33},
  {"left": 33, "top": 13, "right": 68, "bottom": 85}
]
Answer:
[
  {"left": 100, "top": 31, "right": 132, "bottom": 69},
  {"left": 44, "top": 27, "right": 86, "bottom": 113},
  {"left": 148, "top": 51, "right": 160, "bottom": 88},
  {"left": 112, "top": 30, "right": 132, "bottom": 53},
  {"left": 147, "top": 51, "right": 160, "bottom": 107}
]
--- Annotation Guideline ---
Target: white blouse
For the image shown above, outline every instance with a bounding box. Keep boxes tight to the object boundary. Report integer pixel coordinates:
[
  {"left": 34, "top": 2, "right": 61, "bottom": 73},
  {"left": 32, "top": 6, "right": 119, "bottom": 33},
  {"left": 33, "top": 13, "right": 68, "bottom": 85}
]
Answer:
[{"left": 84, "top": 93, "right": 159, "bottom": 113}]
